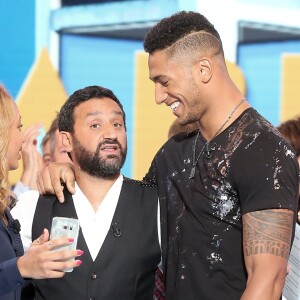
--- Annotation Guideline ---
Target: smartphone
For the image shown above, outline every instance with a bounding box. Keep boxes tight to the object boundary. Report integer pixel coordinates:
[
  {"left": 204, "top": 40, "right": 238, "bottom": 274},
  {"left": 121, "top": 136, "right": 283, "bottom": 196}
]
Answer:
[{"left": 50, "top": 217, "right": 80, "bottom": 272}]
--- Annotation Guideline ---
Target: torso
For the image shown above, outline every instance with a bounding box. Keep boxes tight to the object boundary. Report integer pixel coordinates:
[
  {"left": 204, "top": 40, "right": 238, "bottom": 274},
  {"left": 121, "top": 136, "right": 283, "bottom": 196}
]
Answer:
[
  {"left": 32, "top": 178, "right": 161, "bottom": 300},
  {"left": 146, "top": 108, "right": 299, "bottom": 299}
]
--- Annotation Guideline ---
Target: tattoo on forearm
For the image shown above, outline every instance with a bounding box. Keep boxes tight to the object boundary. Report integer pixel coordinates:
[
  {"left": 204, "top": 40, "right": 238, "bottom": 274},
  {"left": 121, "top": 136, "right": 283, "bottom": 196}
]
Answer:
[{"left": 243, "top": 210, "right": 293, "bottom": 259}]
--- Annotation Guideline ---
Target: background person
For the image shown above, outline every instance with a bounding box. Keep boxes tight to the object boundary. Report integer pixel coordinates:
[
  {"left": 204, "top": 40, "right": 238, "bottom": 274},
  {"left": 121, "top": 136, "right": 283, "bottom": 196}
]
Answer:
[
  {"left": 12, "top": 123, "right": 44, "bottom": 198},
  {"left": 277, "top": 115, "right": 300, "bottom": 223},
  {"left": 41, "top": 114, "right": 71, "bottom": 166}
]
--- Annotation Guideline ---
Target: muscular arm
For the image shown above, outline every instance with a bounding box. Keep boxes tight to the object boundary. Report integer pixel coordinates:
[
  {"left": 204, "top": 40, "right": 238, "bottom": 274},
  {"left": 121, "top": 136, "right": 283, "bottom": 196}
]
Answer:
[{"left": 241, "top": 209, "right": 294, "bottom": 300}]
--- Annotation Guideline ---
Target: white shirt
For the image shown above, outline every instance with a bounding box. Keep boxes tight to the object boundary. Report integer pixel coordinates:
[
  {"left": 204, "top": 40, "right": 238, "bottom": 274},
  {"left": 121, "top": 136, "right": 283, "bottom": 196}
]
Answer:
[{"left": 11, "top": 175, "right": 161, "bottom": 262}]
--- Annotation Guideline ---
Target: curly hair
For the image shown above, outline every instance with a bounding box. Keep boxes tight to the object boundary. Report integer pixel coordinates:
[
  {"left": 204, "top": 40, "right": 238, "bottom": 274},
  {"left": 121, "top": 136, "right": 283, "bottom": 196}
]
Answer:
[
  {"left": 277, "top": 116, "right": 300, "bottom": 157},
  {"left": 58, "top": 85, "right": 126, "bottom": 133},
  {"left": 144, "top": 10, "right": 223, "bottom": 55},
  {"left": 0, "top": 85, "right": 15, "bottom": 215}
]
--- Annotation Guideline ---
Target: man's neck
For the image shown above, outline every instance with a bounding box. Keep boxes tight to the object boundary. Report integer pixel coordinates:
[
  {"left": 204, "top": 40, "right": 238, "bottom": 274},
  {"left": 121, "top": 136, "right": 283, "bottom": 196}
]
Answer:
[
  {"left": 74, "top": 170, "right": 120, "bottom": 212},
  {"left": 199, "top": 94, "right": 249, "bottom": 141}
]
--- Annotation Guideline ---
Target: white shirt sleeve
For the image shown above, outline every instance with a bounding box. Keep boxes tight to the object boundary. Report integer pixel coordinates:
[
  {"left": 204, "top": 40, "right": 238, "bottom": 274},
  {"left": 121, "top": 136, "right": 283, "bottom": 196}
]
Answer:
[
  {"left": 12, "top": 181, "right": 29, "bottom": 199},
  {"left": 10, "top": 190, "right": 39, "bottom": 252}
]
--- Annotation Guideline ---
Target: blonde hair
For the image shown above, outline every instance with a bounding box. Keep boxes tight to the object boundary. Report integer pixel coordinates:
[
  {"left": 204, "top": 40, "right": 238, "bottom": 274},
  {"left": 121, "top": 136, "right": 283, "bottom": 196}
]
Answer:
[{"left": 0, "top": 85, "right": 15, "bottom": 215}]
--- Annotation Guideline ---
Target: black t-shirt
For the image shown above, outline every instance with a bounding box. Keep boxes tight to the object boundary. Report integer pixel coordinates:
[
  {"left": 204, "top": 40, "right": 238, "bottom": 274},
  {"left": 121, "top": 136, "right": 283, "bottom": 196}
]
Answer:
[{"left": 145, "top": 108, "right": 299, "bottom": 300}]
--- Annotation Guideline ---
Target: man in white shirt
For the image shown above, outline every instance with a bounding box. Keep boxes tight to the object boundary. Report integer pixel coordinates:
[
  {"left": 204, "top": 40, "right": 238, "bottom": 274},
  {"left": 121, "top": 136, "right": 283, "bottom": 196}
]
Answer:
[{"left": 12, "top": 85, "right": 161, "bottom": 300}]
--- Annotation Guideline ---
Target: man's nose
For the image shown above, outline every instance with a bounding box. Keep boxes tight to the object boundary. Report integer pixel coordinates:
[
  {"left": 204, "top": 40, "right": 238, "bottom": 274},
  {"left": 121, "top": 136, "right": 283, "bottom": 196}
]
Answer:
[
  {"left": 155, "top": 85, "right": 168, "bottom": 105},
  {"left": 102, "top": 124, "right": 117, "bottom": 139}
]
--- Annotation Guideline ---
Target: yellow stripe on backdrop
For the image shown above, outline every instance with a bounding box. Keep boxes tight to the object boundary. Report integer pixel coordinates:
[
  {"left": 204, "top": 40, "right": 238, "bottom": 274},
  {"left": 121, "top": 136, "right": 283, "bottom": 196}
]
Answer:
[
  {"left": 9, "top": 48, "right": 68, "bottom": 185},
  {"left": 133, "top": 51, "right": 246, "bottom": 180},
  {"left": 280, "top": 54, "right": 300, "bottom": 122},
  {"left": 133, "top": 51, "right": 175, "bottom": 180}
]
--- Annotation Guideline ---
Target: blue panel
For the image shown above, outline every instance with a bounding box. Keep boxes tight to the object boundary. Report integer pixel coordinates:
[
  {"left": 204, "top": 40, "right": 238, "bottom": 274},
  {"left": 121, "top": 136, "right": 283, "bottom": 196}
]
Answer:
[
  {"left": 238, "top": 40, "right": 300, "bottom": 126},
  {"left": 52, "top": 0, "right": 179, "bottom": 31},
  {"left": 60, "top": 35, "right": 143, "bottom": 177},
  {"left": 0, "top": 0, "right": 35, "bottom": 98}
]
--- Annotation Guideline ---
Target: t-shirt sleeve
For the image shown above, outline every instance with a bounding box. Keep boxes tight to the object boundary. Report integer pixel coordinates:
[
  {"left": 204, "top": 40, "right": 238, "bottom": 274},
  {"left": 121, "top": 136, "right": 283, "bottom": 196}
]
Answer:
[
  {"left": 232, "top": 132, "right": 299, "bottom": 215},
  {"left": 143, "top": 156, "right": 158, "bottom": 185}
]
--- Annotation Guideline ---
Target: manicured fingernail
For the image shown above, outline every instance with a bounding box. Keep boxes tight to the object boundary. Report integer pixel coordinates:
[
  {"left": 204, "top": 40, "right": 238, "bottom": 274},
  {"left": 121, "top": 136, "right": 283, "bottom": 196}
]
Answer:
[
  {"left": 68, "top": 238, "right": 74, "bottom": 243},
  {"left": 77, "top": 250, "right": 84, "bottom": 256},
  {"left": 76, "top": 260, "right": 82, "bottom": 266}
]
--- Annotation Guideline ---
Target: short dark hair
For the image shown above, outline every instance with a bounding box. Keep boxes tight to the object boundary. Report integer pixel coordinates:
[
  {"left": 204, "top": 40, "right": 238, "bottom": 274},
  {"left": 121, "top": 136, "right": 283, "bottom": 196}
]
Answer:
[
  {"left": 59, "top": 85, "right": 126, "bottom": 133},
  {"left": 144, "top": 11, "right": 222, "bottom": 55}
]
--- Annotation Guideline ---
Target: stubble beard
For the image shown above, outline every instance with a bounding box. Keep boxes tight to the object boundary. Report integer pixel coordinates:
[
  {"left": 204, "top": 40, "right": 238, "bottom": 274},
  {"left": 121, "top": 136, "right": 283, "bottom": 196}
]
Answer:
[{"left": 180, "top": 95, "right": 202, "bottom": 127}]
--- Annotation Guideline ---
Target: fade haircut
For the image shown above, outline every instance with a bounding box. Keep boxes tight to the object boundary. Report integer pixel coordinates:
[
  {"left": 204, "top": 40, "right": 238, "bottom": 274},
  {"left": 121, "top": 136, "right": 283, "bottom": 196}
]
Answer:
[
  {"left": 144, "top": 11, "right": 224, "bottom": 59},
  {"left": 59, "top": 85, "right": 126, "bottom": 133}
]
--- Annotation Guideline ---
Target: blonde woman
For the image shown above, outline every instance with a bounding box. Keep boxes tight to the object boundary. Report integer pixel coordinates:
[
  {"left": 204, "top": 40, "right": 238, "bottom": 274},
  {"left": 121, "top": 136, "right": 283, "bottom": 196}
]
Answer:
[{"left": 0, "top": 85, "right": 83, "bottom": 300}]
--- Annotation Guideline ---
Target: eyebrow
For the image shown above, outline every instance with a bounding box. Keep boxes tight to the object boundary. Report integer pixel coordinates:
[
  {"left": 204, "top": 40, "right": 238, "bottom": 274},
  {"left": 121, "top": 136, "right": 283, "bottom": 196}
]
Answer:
[
  {"left": 85, "top": 110, "right": 123, "bottom": 118},
  {"left": 150, "top": 75, "right": 167, "bottom": 82}
]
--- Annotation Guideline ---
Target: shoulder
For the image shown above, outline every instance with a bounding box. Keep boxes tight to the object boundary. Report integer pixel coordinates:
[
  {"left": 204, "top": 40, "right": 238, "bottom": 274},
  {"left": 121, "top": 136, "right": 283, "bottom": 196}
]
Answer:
[
  {"left": 123, "top": 177, "right": 158, "bottom": 199},
  {"left": 122, "top": 178, "right": 159, "bottom": 211},
  {"left": 234, "top": 109, "right": 295, "bottom": 155},
  {"left": 123, "top": 177, "right": 157, "bottom": 189},
  {"left": 153, "top": 130, "right": 197, "bottom": 162},
  {"left": 11, "top": 190, "right": 39, "bottom": 217}
]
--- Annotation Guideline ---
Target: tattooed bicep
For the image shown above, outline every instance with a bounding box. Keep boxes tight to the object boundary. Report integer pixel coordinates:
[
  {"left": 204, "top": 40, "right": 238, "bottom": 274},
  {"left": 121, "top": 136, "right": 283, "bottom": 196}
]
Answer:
[{"left": 243, "top": 209, "right": 294, "bottom": 259}]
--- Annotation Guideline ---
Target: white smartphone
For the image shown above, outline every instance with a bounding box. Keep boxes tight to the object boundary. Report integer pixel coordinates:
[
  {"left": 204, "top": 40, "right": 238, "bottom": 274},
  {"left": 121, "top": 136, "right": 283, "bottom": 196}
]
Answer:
[{"left": 50, "top": 217, "right": 80, "bottom": 272}]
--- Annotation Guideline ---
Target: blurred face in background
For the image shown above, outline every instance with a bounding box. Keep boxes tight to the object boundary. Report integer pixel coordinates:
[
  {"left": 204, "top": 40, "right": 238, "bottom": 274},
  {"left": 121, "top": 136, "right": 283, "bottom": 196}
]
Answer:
[
  {"left": 42, "top": 139, "right": 52, "bottom": 166},
  {"left": 42, "top": 129, "right": 71, "bottom": 166}
]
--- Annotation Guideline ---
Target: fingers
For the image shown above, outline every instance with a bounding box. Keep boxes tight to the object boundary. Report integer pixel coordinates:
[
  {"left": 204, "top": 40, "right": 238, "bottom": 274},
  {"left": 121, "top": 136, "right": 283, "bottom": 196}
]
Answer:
[
  {"left": 24, "top": 123, "right": 43, "bottom": 140},
  {"left": 62, "top": 165, "right": 76, "bottom": 196},
  {"left": 39, "top": 259, "right": 83, "bottom": 278},
  {"left": 49, "top": 248, "right": 84, "bottom": 262},
  {"left": 39, "top": 228, "right": 49, "bottom": 244},
  {"left": 17, "top": 241, "right": 83, "bottom": 279},
  {"left": 42, "top": 244, "right": 83, "bottom": 278},
  {"left": 50, "top": 162, "right": 75, "bottom": 202},
  {"left": 32, "top": 228, "right": 48, "bottom": 245},
  {"left": 37, "top": 166, "right": 57, "bottom": 195},
  {"left": 47, "top": 236, "right": 76, "bottom": 249},
  {"left": 37, "top": 162, "right": 76, "bottom": 202},
  {"left": 23, "top": 124, "right": 43, "bottom": 150}
]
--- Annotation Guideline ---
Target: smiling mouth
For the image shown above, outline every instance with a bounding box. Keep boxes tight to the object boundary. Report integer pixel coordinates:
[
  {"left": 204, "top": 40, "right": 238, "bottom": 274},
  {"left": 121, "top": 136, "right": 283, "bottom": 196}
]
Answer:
[{"left": 170, "top": 101, "right": 180, "bottom": 111}]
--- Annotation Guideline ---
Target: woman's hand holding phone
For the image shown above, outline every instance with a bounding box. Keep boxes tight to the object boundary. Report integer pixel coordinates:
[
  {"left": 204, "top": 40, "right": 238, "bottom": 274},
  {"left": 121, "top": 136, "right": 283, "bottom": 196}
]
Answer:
[{"left": 17, "top": 227, "right": 83, "bottom": 279}]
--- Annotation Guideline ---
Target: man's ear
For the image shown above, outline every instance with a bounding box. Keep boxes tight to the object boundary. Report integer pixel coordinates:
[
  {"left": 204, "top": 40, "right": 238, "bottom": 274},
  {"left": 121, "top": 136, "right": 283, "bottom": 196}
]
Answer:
[
  {"left": 61, "top": 132, "right": 73, "bottom": 151},
  {"left": 194, "top": 57, "right": 212, "bottom": 83}
]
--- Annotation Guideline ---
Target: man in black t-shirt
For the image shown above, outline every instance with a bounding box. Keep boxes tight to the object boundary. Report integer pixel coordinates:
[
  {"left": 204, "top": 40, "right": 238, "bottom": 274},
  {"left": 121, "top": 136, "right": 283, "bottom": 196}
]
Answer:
[
  {"left": 144, "top": 108, "right": 299, "bottom": 299},
  {"left": 142, "top": 11, "right": 298, "bottom": 299}
]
